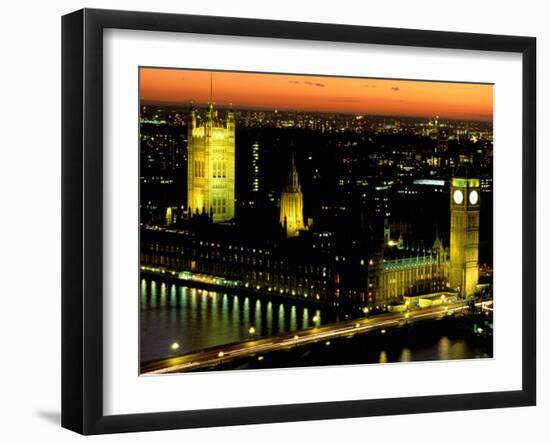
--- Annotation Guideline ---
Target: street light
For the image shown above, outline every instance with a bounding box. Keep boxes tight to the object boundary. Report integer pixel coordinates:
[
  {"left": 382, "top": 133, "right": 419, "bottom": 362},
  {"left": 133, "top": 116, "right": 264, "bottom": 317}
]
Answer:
[
  {"left": 248, "top": 326, "right": 256, "bottom": 335},
  {"left": 170, "top": 342, "right": 180, "bottom": 351}
]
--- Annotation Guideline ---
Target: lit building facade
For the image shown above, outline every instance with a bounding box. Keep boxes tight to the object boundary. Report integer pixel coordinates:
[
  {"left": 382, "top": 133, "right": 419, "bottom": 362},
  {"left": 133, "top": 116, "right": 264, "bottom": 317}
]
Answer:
[
  {"left": 187, "top": 104, "right": 235, "bottom": 222},
  {"left": 140, "top": 226, "right": 335, "bottom": 303},
  {"left": 380, "top": 238, "right": 450, "bottom": 302},
  {"left": 279, "top": 154, "right": 305, "bottom": 237}
]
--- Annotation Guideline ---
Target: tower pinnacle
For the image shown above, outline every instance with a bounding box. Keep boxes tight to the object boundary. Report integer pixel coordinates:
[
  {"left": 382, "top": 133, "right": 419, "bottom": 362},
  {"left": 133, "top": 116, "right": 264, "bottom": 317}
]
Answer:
[
  {"left": 209, "top": 71, "right": 213, "bottom": 104},
  {"left": 280, "top": 151, "right": 305, "bottom": 238}
]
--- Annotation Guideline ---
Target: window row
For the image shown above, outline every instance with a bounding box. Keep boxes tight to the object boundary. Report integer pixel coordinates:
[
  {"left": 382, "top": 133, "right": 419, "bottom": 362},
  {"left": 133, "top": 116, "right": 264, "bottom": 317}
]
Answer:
[
  {"left": 212, "top": 197, "right": 227, "bottom": 214},
  {"left": 212, "top": 161, "right": 227, "bottom": 178}
]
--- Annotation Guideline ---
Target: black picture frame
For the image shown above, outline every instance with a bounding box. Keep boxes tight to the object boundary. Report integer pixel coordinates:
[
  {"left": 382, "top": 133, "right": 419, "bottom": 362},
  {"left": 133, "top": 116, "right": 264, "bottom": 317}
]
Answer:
[{"left": 62, "top": 8, "right": 536, "bottom": 435}]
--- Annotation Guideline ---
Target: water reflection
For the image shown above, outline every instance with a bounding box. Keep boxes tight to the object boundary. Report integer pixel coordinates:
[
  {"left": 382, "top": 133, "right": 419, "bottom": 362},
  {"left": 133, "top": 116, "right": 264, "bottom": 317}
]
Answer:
[
  {"left": 438, "top": 336, "right": 451, "bottom": 360},
  {"left": 290, "top": 305, "right": 297, "bottom": 331},
  {"left": 140, "top": 278, "right": 491, "bottom": 366},
  {"left": 399, "top": 348, "right": 411, "bottom": 362},
  {"left": 140, "top": 278, "right": 335, "bottom": 361}
]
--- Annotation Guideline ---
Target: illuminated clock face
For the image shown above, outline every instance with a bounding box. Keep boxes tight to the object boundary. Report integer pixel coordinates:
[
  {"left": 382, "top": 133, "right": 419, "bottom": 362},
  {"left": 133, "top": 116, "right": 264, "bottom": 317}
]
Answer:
[
  {"left": 453, "top": 189, "right": 464, "bottom": 205},
  {"left": 469, "top": 190, "right": 479, "bottom": 205}
]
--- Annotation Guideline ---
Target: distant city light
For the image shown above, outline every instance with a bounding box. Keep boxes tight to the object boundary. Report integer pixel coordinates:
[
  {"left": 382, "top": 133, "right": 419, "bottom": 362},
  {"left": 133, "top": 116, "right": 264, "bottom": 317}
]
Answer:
[{"left": 413, "top": 179, "right": 445, "bottom": 186}]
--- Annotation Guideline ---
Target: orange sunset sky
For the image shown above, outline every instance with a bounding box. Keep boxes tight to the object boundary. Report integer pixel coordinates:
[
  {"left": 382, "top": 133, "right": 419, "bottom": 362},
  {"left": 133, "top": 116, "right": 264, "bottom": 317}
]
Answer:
[{"left": 140, "top": 68, "right": 493, "bottom": 121}]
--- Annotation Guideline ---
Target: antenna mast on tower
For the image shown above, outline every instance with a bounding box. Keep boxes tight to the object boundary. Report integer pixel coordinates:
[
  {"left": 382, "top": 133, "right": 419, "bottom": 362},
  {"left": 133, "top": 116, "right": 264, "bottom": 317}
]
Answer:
[{"left": 210, "top": 71, "right": 213, "bottom": 104}]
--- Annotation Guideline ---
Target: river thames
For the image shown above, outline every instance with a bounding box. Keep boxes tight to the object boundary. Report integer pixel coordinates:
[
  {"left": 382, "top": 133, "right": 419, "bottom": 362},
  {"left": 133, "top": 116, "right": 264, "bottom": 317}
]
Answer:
[{"left": 140, "top": 277, "right": 493, "bottom": 370}]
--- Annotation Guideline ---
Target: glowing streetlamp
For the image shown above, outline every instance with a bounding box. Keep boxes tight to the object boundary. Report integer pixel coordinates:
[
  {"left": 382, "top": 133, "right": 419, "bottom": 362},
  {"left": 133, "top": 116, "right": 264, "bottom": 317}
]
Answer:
[{"left": 170, "top": 342, "right": 180, "bottom": 351}]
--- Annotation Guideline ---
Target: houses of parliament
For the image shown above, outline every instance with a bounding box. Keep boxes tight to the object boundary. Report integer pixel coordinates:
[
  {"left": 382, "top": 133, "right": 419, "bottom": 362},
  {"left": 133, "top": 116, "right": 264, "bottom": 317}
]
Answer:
[{"left": 141, "top": 103, "right": 482, "bottom": 311}]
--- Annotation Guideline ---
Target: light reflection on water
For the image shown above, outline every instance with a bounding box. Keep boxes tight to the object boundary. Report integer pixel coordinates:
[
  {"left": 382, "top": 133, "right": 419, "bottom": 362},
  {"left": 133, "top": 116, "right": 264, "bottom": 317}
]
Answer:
[
  {"left": 140, "top": 278, "right": 491, "bottom": 366},
  {"left": 140, "top": 278, "right": 329, "bottom": 362},
  {"left": 439, "top": 336, "right": 451, "bottom": 360},
  {"left": 399, "top": 348, "right": 411, "bottom": 362}
]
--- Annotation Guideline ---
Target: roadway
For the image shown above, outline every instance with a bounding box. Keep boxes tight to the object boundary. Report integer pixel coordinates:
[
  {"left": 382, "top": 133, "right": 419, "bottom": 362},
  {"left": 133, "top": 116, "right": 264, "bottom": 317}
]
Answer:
[{"left": 141, "top": 299, "right": 493, "bottom": 375}]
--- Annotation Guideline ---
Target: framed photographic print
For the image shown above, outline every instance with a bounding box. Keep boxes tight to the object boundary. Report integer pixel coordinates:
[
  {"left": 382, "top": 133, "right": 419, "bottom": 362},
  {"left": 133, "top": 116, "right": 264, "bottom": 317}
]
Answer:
[{"left": 62, "top": 8, "right": 536, "bottom": 434}]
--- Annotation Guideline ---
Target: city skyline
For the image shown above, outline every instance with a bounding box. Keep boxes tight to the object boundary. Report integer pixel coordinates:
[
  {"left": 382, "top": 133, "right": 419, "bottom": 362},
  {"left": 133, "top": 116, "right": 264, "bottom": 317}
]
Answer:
[
  {"left": 139, "top": 68, "right": 494, "bottom": 121},
  {"left": 139, "top": 68, "right": 493, "bottom": 374}
]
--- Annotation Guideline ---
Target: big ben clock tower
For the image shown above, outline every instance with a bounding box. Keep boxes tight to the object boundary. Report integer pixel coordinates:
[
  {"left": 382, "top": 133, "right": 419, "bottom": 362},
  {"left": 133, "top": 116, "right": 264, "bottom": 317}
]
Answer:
[{"left": 449, "top": 165, "right": 480, "bottom": 297}]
